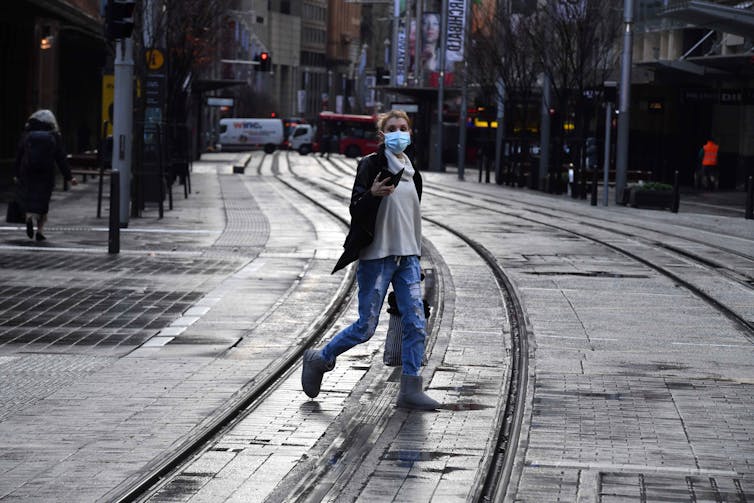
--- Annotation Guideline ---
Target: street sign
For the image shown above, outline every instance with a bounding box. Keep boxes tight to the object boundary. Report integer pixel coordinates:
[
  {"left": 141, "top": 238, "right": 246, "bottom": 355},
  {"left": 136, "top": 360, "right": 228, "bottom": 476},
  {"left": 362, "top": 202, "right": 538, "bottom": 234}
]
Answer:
[
  {"left": 102, "top": 74, "right": 114, "bottom": 136},
  {"left": 146, "top": 49, "right": 165, "bottom": 71}
]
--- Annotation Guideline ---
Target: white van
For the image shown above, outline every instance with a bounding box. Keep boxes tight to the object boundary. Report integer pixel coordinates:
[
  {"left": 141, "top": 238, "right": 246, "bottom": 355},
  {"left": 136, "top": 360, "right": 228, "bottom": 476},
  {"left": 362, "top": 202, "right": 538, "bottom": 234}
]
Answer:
[
  {"left": 289, "top": 124, "right": 316, "bottom": 155},
  {"left": 218, "top": 118, "right": 284, "bottom": 153}
]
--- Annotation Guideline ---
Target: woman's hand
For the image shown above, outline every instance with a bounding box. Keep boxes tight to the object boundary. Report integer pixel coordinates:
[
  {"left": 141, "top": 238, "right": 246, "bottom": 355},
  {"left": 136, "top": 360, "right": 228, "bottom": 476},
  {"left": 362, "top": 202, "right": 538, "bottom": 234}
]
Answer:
[{"left": 370, "top": 174, "right": 395, "bottom": 197}]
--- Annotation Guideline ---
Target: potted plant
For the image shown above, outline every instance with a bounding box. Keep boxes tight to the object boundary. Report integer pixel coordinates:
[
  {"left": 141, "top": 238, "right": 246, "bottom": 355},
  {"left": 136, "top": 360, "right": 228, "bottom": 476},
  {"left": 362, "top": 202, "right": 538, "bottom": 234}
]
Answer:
[{"left": 627, "top": 181, "right": 675, "bottom": 209}]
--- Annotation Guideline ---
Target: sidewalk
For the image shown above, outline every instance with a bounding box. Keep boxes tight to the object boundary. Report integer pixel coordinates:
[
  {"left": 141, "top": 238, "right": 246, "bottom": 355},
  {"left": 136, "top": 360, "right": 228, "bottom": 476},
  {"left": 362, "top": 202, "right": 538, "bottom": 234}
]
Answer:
[{"left": 0, "top": 151, "right": 352, "bottom": 501}]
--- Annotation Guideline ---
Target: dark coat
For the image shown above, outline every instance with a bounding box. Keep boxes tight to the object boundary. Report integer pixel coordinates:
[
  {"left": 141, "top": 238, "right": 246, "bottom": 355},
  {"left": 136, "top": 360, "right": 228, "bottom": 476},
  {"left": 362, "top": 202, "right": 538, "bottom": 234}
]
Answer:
[
  {"left": 332, "top": 144, "right": 423, "bottom": 274},
  {"left": 14, "top": 119, "right": 72, "bottom": 215}
]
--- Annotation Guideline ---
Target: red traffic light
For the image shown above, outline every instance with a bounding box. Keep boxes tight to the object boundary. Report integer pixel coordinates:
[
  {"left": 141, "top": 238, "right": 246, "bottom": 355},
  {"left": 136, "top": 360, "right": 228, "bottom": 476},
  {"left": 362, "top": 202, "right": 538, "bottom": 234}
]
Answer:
[{"left": 258, "top": 51, "right": 271, "bottom": 71}]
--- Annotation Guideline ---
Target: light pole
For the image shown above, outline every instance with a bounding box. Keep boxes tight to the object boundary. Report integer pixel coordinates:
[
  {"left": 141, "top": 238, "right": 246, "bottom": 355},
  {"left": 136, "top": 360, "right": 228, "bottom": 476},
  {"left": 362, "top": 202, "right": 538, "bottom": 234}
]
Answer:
[
  {"left": 112, "top": 37, "right": 133, "bottom": 228},
  {"left": 615, "top": 0, "right": 634, "bottom": 204},
  {"left": 434, "top": 0, "right": 448, "bottom": 172}
]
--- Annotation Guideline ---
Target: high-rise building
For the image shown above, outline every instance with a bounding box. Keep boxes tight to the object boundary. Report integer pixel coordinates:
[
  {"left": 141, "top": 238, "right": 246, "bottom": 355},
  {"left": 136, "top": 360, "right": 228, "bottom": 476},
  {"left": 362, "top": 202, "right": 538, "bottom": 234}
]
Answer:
[{"left": 300, "top": 0, "right": 328, "bottom": 117}]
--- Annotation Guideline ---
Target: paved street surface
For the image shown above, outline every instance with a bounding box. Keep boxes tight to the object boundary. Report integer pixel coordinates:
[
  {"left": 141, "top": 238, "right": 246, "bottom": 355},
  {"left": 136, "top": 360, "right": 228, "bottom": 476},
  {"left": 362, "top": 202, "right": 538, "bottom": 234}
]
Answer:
[{"left": 0, "top": 152, "right": 752, "bottom": 501}]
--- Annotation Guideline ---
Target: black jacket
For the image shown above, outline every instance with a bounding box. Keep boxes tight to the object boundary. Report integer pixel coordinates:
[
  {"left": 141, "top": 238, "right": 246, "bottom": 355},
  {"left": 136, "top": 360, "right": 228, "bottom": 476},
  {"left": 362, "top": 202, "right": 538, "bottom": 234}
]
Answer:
[
  {"left": 14, "top": 119, "right": 72, "bottom": 215},
  {"left": 332, "top": 144, "right": 423, "bottom": 274}
]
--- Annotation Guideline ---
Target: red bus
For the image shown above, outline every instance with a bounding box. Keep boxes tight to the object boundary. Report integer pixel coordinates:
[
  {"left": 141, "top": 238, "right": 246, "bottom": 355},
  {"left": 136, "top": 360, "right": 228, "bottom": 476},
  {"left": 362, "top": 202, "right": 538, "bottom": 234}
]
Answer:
[{"left": 317, "top": 112, "right": 378, "bottom": 158}]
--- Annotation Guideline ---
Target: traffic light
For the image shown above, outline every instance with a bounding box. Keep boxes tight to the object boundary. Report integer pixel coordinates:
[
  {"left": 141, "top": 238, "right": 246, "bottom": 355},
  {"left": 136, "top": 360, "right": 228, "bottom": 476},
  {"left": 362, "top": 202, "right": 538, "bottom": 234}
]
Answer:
[
  {"left": 259, "top": 52, "right": 271, "bottom": 72},
  {"left": 105, "top": 0, "right": 135, "bottom": 40}
]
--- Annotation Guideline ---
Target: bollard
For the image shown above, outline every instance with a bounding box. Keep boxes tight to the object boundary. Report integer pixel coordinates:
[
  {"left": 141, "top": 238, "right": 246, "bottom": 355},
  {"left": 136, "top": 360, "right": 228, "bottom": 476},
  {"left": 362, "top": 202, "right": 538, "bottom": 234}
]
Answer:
[
  {"left": 108, "top": 170, "right": 120, "bottom": 254},
  {"left": 671, "top": 170, "right": 680, "bottom": 213},
  {"left": 591, "top": 168, "right": 598, "bottom": 206},
  {"left": 746, "top": 176, "right": 753, "bottom": 220}
]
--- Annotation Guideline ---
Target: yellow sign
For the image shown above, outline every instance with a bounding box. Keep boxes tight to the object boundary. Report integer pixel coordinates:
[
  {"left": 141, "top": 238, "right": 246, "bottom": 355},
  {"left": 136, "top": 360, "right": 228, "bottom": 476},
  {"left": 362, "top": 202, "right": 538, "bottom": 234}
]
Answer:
[
  {"left": 146, "top": 49, "right": 165, "bottom": 71},
  {"left": 101, "top": 74, "right": 114, "bottom": 136}
]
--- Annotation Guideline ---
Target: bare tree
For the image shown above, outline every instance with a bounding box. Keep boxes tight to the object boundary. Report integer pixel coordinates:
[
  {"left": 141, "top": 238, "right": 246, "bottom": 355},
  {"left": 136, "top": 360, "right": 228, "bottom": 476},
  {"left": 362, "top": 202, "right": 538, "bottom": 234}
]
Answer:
[
  {"left": 525, "top": 0, "right": 621, "bottom": 172},
  {"left": 135, "top": 0, "right": 232, "bottom": 126},
  {"left": 467, "top": 1, "right": 540, "bottom": 140}
]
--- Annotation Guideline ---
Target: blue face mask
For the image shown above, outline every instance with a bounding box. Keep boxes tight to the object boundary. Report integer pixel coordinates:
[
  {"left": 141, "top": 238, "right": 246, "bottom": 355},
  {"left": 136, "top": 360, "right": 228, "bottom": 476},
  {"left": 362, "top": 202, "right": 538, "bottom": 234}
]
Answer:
[{"left": 384, "top": 131, "right": 411, "bottom": 154}]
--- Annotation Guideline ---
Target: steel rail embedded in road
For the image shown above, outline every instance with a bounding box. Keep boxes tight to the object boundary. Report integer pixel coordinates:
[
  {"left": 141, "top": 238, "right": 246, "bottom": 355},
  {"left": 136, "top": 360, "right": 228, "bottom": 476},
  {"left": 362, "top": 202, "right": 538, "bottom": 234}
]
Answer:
[
  {"left": 107, "top": 188, "right": 356, "bottom": 503},
  {"left": 420, "top": 185, "right": 754, "bottom": 341},
  {"left": 294, "top": 154, "right": 531, "bottom": 500}
]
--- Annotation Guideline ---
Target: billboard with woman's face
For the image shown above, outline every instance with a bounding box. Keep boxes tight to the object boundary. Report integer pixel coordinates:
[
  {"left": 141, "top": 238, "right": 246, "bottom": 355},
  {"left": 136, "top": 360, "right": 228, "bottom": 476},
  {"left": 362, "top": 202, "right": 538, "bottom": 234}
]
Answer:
[
  {"left": 421, "top": 13, "right": 441, "bottom": 73},
  {"left": 420, "top": 3, "right": 467, "bottom": 80}
]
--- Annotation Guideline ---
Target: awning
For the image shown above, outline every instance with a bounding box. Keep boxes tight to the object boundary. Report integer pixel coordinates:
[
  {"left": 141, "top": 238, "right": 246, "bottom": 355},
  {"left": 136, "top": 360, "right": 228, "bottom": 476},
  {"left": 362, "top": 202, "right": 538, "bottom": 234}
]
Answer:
[
  {"left": 659, "top": 1, "right": 754, "bottom": 38},
  {"left": 23, "top": 0, "right": 104, "bottom": 39}
]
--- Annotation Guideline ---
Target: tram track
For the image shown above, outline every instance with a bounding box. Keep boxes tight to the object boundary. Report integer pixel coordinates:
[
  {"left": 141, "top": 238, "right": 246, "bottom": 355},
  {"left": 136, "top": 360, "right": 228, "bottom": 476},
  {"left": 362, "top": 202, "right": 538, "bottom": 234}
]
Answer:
[
  {"left": 109, "top": 176, "right": 357, "bottom": 503},
  {"left": 417, "top": 183, "right": 754, "bottom": 339},
  {"left": 317, "top": 155, "right": 754, "bottom": 338},
  {"left": 111, "top": 148, "right": 751, "bottom": 501},
  {"left": 276, "top": 151, "right": 530, "bottom": 501},
  {"left": 323, "top": 155, "right": 753, "bottom": 272},
  {"left": 426, "top": 178, "right": 754, "bottom": 277},
  {"left": 114, "top": 152, "right": 530, "bottom": 502}
]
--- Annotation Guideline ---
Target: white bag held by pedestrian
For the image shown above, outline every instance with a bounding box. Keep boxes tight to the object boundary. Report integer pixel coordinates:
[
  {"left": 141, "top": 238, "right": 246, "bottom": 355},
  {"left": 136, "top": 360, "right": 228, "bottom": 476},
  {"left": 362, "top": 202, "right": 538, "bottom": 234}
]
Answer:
[
  {"left": 383, "top": 310, "right": 403, "bottom": 366},
  {"left": 383, "top": 291, "right": 430, "bottom": 367}
]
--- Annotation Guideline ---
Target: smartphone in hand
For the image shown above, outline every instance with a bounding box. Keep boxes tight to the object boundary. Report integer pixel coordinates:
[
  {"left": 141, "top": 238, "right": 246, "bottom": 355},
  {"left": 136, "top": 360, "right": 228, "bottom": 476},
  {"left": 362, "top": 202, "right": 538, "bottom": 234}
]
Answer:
[{"left": 378, "top": 168, "right": 405, "bottom": 187}]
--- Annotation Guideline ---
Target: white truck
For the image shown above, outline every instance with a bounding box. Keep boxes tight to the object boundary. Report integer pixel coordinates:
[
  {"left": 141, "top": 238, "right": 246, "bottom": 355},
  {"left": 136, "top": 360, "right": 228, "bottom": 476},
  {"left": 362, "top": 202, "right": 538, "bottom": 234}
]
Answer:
[
  {"left": 217, "top": 118, "right": 284, "bottom": 153},
  {"left": 288, "top": 123, "right": 316, "bottom": 155}
]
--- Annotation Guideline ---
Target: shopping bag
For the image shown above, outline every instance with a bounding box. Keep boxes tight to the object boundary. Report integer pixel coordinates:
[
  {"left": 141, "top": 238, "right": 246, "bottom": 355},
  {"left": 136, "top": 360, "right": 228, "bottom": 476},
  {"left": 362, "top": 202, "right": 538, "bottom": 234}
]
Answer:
[{"left": 383, "top": 313, "right": 402, "bottom": 367}]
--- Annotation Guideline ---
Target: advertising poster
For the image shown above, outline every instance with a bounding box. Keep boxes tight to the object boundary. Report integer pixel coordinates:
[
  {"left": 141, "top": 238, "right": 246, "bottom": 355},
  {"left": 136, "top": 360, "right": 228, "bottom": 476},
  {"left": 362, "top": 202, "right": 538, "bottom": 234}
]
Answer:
[{"left": 420, "top": 1, "right": 467, "bottom": 86}]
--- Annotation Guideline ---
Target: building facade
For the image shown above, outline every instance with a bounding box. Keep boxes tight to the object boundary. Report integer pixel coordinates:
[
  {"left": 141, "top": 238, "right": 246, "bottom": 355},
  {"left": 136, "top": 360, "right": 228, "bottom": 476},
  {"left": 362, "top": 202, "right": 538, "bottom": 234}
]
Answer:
[
  {"left": 0, "top": 0, "right": 105, "bottom": 191},
  {"left": 632, "top": 0, "right": 753, "bottom": 189}
]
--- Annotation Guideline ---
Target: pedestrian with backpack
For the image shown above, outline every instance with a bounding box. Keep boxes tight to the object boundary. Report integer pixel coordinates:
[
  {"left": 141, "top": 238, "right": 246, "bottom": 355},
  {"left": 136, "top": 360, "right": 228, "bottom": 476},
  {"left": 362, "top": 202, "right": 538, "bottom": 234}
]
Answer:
[{"left": 13, "top": 110, "right": 77, "bottom": 241}]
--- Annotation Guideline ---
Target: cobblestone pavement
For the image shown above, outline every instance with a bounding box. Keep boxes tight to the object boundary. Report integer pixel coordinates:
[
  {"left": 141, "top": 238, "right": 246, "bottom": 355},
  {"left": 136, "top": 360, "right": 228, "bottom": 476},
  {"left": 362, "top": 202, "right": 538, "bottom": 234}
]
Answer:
[
  {"left": 422, "top": 172, "right": 754, "bottom": 502},
  {"left": 0, "top": 153, "right": 752, "bottom": 501}
]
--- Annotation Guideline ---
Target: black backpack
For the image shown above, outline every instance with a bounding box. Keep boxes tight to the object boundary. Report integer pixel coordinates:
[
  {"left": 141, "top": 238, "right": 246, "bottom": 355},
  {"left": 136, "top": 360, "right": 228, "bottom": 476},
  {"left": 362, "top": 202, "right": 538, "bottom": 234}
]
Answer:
[{"left": 23, "top": 130, "right": 57, "bottom": 174}]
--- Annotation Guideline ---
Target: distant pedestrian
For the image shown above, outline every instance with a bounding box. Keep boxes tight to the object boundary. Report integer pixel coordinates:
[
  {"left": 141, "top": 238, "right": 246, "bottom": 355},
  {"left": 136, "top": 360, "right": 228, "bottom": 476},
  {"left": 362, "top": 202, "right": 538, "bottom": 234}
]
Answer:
[
  {"left": 13, "top": 109, "right": 77, "bottom": 241},
  {"left": 319, "top": 131, "right": 332, "bottom": 159},
  {"left": 699, "top": 138, "right": 719, "bottom": 190},
  {"left": 301, "top": 109, "right": 440, "bottom": 410}
]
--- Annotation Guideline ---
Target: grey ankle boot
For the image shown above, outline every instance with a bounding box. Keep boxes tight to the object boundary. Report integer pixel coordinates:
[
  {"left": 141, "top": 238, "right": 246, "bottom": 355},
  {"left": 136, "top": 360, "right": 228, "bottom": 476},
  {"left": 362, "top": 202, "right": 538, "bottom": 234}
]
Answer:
[
  {"left": 301, "top": 349, "right": 335, "bottom": 398},
  {"left": 396, "top": 374, "right": 440, "bottom": 410}
]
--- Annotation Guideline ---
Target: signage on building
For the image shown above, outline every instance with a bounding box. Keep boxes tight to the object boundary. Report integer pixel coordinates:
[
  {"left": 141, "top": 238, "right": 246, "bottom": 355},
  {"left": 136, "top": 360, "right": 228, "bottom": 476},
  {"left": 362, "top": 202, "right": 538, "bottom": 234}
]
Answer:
[
  {"left": 207, "top": 97, "right": 235, "bottom": 107},
  {"left": 446, "top": 0, "right": 467, "bottom": 67},
  {"left": 682, "top": 88, "right": 753, "bottom": 105},
  {"left": 396, "top": 22, "right": 407, "bottom": 85}
]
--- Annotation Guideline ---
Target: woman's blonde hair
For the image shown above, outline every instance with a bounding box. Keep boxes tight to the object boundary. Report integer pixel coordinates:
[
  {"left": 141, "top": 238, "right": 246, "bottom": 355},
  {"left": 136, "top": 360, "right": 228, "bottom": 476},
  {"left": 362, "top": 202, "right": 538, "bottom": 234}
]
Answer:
[{"left": 376, "top": 110, "right": 411, "bottom": 142}]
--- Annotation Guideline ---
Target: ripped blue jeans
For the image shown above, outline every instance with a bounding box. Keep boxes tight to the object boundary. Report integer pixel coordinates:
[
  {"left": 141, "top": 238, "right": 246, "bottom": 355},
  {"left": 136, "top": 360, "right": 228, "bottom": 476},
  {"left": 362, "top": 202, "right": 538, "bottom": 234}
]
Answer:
[{"left": 321, "top": 255, "right": 426, "bottom": 376}]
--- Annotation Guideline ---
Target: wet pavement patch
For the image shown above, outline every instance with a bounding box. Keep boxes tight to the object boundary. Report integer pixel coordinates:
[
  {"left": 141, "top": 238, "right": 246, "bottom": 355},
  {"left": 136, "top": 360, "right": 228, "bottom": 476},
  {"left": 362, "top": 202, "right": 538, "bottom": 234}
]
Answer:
[
  {"left": 382, "top": 450, "right": 461, "bottom": 465},
  {"left": 442, "top": 402, "right": 492, "bottom": 411},
  {"left": 432, "top": 383, "right": 482, "bottom": 395}
]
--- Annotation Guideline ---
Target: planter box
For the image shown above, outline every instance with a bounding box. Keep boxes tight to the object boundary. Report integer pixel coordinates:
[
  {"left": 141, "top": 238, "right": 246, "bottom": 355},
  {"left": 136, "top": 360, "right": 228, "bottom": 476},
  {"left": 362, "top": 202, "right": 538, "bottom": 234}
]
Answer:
[{"left": 628, "top": 187, "right": 674, "bottom": 209}]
